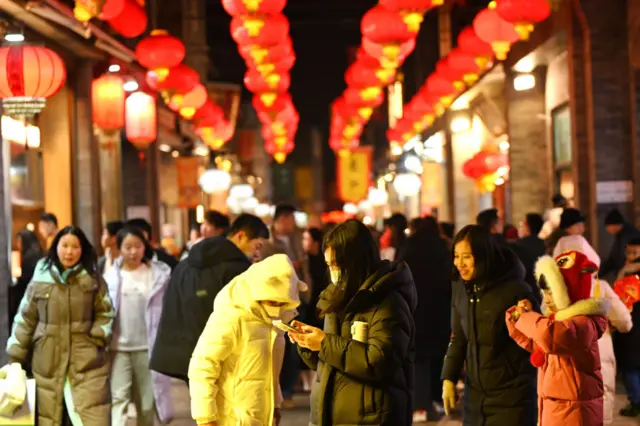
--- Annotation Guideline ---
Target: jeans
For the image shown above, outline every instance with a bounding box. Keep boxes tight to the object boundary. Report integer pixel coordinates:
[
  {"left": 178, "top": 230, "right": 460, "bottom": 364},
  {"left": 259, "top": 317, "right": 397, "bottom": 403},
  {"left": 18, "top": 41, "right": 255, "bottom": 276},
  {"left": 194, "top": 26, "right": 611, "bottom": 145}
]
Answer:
[{"left": 623, "top": 369, "right": 640, "bottom": 404}]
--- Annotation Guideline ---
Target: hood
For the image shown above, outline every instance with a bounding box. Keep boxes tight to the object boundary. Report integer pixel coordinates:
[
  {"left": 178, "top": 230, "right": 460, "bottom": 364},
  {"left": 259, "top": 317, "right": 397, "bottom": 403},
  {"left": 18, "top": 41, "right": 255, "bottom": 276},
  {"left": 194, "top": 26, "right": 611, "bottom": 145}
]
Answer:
[
  {"left": 214, "top": 254, "right": 307, "bottom": 320},
  {"left": 187, "top": 236, "right": 249, "bottom": 270},
  {"left": 344, "top": 260, "right": 418, "bottom": 314},
  {"left": 535, "top": 252, "right": 610, "bottom": 320},
  {"left": 485, "top": 246, "right": 526, "bottom": 287},
  {"left": 553, "top": 235, "right": 600, "bottom": 266}
]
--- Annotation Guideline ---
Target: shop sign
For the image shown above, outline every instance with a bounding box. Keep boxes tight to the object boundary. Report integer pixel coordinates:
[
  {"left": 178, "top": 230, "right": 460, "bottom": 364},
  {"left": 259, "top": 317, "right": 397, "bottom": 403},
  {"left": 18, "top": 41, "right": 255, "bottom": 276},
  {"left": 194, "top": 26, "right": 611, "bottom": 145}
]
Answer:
[
  {"left": 336, "top": 146, "right": 372, "bottom": 204},
  {"left": 176, "top": 157, "right": 201, "bottom": 208},
  {"left": 596, "top": 180, "right": 633, "bottom": 204}
]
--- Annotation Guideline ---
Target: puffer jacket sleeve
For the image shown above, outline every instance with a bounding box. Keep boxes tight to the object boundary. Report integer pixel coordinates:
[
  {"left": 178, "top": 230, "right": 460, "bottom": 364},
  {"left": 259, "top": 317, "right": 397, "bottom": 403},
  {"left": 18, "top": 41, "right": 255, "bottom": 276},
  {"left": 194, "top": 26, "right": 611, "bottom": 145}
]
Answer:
[
  {"left": 318, "top": 292, "right": 412, "bottom": 382},
  {"left": 515, "top": 310, "right": 601, "bottom": 356},
  {"left": 441, "top": 285, "right": 467, "bottom": 382},
  {"left": 89, "top": 277, "right": 115, "bottom": 346},
  {"left": 298, "top": 347, "right": 319, "bottom": 370},
  {"left": 6, "top": 281, "right": 39, "bottom": 363},
  {"left": 188, "top": 310, "right": 240, "bottom": 424},
  {"left": 273, "top": 333, "right": 285, "bottom": 408},
  {"left": 600, "top": 280, "right": 632, "bottom": 333}
]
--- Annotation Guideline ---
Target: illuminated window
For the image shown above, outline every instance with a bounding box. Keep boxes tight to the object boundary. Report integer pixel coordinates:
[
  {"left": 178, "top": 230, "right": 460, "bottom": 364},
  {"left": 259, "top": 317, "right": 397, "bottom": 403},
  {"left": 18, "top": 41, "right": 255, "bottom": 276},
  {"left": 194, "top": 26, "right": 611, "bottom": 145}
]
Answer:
[{"left": 551, "top": 104, "right": 574, "bottom": 199}]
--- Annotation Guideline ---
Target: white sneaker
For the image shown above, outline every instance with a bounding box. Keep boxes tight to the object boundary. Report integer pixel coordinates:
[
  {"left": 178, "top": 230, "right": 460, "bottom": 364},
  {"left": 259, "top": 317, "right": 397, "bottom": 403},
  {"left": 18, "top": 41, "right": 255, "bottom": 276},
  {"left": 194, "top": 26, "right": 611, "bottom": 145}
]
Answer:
[{"left": 413, "top": 410, "right": 428, "bottom": 423}]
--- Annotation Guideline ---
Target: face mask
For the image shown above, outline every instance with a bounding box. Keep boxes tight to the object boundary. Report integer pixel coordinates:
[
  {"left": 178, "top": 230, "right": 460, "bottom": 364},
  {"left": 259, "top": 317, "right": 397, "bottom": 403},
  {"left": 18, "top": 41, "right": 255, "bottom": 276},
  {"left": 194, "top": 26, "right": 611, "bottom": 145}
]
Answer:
[
  {"left": 263, "top": 304, "right": 281, "bottom": 318},
  {"left": 330, "top": 269, "right": 341, "bottom": 285}
]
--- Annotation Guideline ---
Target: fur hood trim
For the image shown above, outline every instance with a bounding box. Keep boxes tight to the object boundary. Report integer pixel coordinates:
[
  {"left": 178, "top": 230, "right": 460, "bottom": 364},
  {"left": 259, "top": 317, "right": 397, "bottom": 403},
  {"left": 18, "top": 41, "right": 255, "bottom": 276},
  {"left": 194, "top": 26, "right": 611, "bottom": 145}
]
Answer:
[
  {"left": 535, "top": 255, "right": 572, "bottom": 310},
  {"left": 554, "top": 297, "right": 611, "bottom": 321}
]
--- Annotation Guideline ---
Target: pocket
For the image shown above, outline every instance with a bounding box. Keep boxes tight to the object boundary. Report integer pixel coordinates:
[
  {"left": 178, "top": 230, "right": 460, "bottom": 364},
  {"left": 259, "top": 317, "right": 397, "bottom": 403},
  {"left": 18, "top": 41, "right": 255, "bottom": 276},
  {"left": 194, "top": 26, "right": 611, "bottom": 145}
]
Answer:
[
  {"left": 361, "top": 384, "right": 376, "bottom": 415},
  {"left": 32, "top": 285, "right": 52, "bottom": 324},
  {"left": 32, "top": 336, "right": 57, "bottom": 377},
  {"left": 73, "top": 335, "right": 105, "bottom": 373}
]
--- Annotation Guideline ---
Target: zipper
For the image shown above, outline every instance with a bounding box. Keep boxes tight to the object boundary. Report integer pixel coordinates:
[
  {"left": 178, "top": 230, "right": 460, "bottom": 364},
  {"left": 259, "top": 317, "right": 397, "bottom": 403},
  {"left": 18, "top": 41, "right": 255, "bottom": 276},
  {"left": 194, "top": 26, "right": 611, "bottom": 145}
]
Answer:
[{"left": 470, "top": 285, "right": 484, "bottom": 392}]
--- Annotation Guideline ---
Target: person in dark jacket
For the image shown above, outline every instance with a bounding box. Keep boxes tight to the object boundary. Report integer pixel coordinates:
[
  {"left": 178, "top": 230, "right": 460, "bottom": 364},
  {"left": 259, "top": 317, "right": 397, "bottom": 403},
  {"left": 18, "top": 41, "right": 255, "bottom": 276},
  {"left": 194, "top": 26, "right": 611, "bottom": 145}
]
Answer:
[
  {"left": 511, "top": 213, "right": 546, "bottom": 304},
  {"left": 398, "top": 216, "right": 451, "bottom": 422},
  {"left": 602, "top": 208, "right": 640, "bottom": 279},
  {"left": 9, "top": 229, "right": 43, "bottom": 328},
  {"left": 442, "top": 225, "right": 538, "bottom": 426},
  {"left": 98, "top": 220, "right": 124, "bottom": 276},
  {"left": 126, "top": 218, "right": 178, "bottom": 271},
  {"left": 477, "top": 208, "right": 507, "bottom": 246},
  {"left": 149, "top": 214, "right": 269, "bottom": 382},
  {"left": 290, "top": 219, "right": 417, "bottom": 426}
]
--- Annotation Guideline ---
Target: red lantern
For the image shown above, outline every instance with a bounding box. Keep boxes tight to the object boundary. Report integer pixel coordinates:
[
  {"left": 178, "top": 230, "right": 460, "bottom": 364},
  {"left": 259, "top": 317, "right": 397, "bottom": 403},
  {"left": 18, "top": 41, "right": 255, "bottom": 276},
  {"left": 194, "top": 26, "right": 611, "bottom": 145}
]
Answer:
[
  {"left": 378, "top": 0, "right": 435, "bottom": 12},
  {"left": 346, "top": 60, "right": 396, "bottom": 87},
  {"left": 362, "top": 37, "right": 415, "bottom": 69},
  {"left": 135, "top": 30, "right": 185, "bottom": 81},
  {"left": 74, "top": 0, "right": 105, "bottom": 22},
  {"left": 449, "top": 47, "right": 482, "bottom": 85},
  {"left": 458, "top": 27, "right": 495, "bottom": 69},
  {"left": 104, "top": 0, "right": 147, "bottom": 38},
  {"left": 426, "top": 74, "right": 457, "bottom": 107},
  {"left": 435, "top": 57, "right": 466, "bottom": 91},
  {"left": 230, "top": 13, "right": 290, "bottom": 47},
  {"left": 265, "top": 136, "right": 294, "bottom": 164},
  {"left": 192, "top": 101, "right": 225, "bottom": 128},
  {"left": 252, "top": 92, "right": 291, "bottom": 115},
  {"left": 244, "top": 70, "right": 290, "bottom": 94},
  {"left": 495, "top": 0, "right": 551, "bottom": 41},
  {"left": 362, "top": 6, "right": 420, "bottom": 43},
  {"left": 239, "top": 39, "right": 293, "bottom": 66},
  {"left": 254, "top": 54, "right": 295, "bottom": 77},
  {"left": 222, "top": 0, "right": 286, "bottom": 15},
  {"left": 92, "top": 75, "right": 125, "bottom": 132},
  {"left": 146, "top": 64, "right": 199, "bottom": 98},
  {"left": 168, "top": 84, "right": 208, "bottom": 119},
  {"left": 100, "top": 0, "right": 124, "bottom": 19},
  {"left": 473, "top": 1, "right": 519, "bottom": 60},
  {"left": 0, "top": 44, "right": 67, "bottom": 116},
  {"left": 199, "top": 119, "right": 234, "bottom": 150},
  {"left": 125, "top": 92, "right": 157, "bottom": 150}
]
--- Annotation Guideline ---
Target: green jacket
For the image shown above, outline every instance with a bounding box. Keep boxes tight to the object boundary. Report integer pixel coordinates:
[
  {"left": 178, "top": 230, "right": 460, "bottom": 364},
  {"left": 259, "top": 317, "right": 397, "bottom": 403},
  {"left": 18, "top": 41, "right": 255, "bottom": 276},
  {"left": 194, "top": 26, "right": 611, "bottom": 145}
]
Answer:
[
  {"left": 7, "top": 259, "right": 114, "bottom": 426},
  {"left": 300, "top": 261, "right": 417, "bottom": 426}
]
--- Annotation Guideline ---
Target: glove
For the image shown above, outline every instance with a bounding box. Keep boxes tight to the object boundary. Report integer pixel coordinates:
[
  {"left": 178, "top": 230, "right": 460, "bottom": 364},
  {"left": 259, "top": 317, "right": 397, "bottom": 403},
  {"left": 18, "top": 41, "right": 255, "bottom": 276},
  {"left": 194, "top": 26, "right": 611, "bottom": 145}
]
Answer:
[{"left": 442, "top": 379, "right": 457, "bottom": 416}]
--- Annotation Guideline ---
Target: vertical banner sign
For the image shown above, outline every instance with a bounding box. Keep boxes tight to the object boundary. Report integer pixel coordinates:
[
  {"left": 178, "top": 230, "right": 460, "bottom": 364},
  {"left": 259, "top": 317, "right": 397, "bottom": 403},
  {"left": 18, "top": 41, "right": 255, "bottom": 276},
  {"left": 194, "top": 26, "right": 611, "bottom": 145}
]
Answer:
[
  {"left": 336, "top": 146, "right": 373, "bottom": 203},
  {"left": 207, "top": 82, "right": 242, "bottom": 130},
  {"left": 176, "top": 157, "right": 201, "bottom": 208},
  {"left": 421, "top": 162, "right": 443, "bottom": 214}
]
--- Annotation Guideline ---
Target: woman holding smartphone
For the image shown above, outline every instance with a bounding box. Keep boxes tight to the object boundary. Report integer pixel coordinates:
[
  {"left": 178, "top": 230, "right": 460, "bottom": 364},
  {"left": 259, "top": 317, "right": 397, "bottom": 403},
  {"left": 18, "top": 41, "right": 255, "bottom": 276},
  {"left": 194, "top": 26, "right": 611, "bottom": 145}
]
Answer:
[{"left": 289, "top": 219, "right": 417, "bottom": 426}]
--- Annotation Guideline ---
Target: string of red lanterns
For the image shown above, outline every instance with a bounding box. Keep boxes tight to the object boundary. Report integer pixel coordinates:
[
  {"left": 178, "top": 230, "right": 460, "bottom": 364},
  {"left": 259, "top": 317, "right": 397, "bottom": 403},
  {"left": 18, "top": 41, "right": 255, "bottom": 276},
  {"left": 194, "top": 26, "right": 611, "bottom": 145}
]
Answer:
[
  {"left": 330, "top": 0, "right": 442, "bottom": 155},
  {"left": 388, "top": 0, "right": 550, "bottom": 147},
  {"left": 222, "top": 0, "right": 297, "bottom": 164}
]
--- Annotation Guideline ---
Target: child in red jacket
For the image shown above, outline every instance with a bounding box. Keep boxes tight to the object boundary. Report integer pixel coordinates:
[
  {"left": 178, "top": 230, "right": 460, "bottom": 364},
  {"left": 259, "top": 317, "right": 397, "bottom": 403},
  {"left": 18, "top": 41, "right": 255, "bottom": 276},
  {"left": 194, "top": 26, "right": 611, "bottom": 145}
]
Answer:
[{"left": 506, "top": 251, "right": 610, "bottom": 426}]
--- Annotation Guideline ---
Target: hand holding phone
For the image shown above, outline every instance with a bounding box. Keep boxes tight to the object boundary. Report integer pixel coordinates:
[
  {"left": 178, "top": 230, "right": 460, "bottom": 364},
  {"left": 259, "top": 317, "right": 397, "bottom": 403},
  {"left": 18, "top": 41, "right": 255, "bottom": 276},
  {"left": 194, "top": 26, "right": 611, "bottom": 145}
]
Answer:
[{"left": 272, "top": 320, "right": 302, "bottom": 334}]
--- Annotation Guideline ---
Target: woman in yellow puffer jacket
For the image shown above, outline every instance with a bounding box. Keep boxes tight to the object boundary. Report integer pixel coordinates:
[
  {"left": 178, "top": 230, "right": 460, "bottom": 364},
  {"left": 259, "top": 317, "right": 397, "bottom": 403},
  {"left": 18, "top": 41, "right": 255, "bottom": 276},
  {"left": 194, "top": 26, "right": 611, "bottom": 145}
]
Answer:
[{"left": 188, "top": 254, "right": 307, "bottom": 426}]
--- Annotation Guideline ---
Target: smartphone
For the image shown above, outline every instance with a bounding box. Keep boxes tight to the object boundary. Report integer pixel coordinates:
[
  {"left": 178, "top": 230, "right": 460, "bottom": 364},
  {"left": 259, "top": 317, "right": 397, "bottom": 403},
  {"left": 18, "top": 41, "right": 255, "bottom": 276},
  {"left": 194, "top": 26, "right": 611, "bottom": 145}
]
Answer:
[{"left": 272, "top": 320, "right": 301, "bottom": 334}]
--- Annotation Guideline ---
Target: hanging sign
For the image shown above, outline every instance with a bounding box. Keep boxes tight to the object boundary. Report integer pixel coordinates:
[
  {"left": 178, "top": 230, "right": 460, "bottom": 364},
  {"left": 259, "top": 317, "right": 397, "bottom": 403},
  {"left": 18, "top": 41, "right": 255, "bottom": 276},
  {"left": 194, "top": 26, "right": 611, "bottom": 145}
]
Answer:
[
  {"left": 336, "top": 146, "right": 372, "bottom": 203},
  {"left": 176, "top": 157, "right": 201, "bottom": 208}
]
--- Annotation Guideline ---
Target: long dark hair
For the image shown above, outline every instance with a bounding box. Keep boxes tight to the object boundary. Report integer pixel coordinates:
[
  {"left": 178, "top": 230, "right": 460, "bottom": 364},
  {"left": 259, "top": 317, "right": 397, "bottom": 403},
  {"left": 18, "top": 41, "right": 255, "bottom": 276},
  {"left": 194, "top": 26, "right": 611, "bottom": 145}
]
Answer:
[
  {"left": 451, "top": 224, "right": 502, "bottom": 282},
  {"left": 17, "top": 229, "right": 42, "bottom": 261},
  {"left": 116, "top": 226, "right": 155, "bottom": 263},
  {"left": 43, "top": 226, "right": 98, "bottom": 276},
  {"left": 320, "top": 219, "right": 381, "bottom": 316}
]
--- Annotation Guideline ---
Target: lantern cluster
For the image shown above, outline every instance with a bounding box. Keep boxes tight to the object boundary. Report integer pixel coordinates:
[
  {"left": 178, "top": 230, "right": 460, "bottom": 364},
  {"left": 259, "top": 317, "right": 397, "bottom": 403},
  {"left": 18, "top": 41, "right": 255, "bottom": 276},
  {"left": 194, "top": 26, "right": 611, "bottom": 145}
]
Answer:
[
  {"left": 330, "top": 0, "right": 438, "bottom": 154},
  {"left": 221, "top": 0, "right": 297, "bottom": 164},
  {"left": 74, "top": 0, "right": 148, "bottom": 38},
  {"left": 462, "top": 150, "right": 509, "bottom": 193},
  {"left": 136, "top": 30, "right": 233, "bottom": 151}
]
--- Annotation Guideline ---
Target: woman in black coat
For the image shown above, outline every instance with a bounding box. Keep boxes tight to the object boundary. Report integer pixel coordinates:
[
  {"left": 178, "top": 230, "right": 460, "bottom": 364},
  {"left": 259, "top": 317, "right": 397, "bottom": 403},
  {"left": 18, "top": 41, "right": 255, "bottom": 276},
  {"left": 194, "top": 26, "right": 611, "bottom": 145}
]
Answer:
[
  {"left": 9, "top": 229, "right": 43, "bottom": 328},
  {"left": 442, "top": 225, "right": 538, "bottom": 426},
  {"left": 290, "top": 219, "right": 417, "bottom": 426}
]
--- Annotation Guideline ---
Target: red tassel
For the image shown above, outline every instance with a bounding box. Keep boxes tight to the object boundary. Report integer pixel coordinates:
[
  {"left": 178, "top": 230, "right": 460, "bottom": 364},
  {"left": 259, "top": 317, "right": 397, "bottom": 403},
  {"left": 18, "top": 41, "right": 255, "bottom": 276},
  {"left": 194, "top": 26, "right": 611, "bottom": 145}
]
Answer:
[{"left": 530, "top": 348, "right": 546, "bottom": 367}]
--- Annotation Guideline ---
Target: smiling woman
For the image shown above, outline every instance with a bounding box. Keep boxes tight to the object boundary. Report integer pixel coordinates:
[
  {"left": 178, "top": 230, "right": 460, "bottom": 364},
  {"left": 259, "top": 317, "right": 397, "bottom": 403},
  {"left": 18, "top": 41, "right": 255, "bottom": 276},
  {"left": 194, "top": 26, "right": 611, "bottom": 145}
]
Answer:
[{"left": 443, "top": 224, "right": 539, "bottom": 426}]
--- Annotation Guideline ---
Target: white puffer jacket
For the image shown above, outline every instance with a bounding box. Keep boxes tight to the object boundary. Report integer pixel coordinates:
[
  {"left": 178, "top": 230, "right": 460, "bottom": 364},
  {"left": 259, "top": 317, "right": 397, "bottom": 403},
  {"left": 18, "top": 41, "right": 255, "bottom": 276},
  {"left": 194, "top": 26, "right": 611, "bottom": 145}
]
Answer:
[
  {"left": 188, "top": 254, "right": 307, "bottom": 426},
  {"left": 553, "top": 235, "right": 633, "bottom": 424}
]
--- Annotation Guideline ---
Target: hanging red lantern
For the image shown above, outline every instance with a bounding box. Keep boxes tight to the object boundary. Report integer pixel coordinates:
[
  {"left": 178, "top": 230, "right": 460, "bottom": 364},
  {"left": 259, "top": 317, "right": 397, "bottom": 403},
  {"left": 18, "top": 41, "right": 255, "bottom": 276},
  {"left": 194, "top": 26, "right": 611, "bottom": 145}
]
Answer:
[
  {"left": 92, "top": 74, "right": 125, "bottom": 133},
  {"left": 168, "top": 84, "right": 208, "bottom": 119},
  {"left": 252, "top": 92, "right": 291, "bottom": 115},
  {"left": 222, "top": 0, "right": 286, "bottom": 16},
  {"left": 146, "top": 64, "right": 200, "bottom": 99},
  {"left": 125, "top": 91, "right": 157, "bottom": 150},
  {"left": 265, "top": 136, "right": 294, "bottom": 164},
  {"left": 244, "top": 70, "right": 290, "bottom": 94},
  {"left": 426, "top": 74, "right": 458, "bottom": 107},
  {"left": 448, "top": 47, "right": 482, "bottom": 85},
  {"left": 74, "top": 0, "right": 105, "bottom": 22},
  {"left": 362, "top": 6, "right": 421, "bottom": 43},
  {"left": 240, "top": 40, "right": 294, "bottom": 68},
  {"left": 457, "top": 27, "right": 495, "bottom": 69},
  {"left": 100, "top": 0, "right": 124, "bottom": 19},
  {"left": 192, "top": 101, "right": 225, "bottom": 128},
  {"left": 346, "top": 59, "right": 396, "bottom": 87},
  {"left": 230, "top": 13, "right": 290, "bottom": 47},
  {"left": 0, "top": 44, "right": 67, "bottom": 117},
  {"left": 199, "top": 119, "right": 234, "bottom": 150},
  {"left": 378, "top": 0, "right": 436, "bottom": 12},
  {"left": 435, "top": 57, "right": 466, "bottom": 91},
  {"left": 495, "top": 0, "right": 551, "bottom": 41},
  {"left": 135, "top": 30, "right": 186, "bottom": 82},
  {"left": 344, "top": 87, "right": 384, "bottom": 121},
  {"left": 104, "top": 0, "right": 147, "bottom": 38},
  {"left": 362, "top": 37, "right": 415, "bottom": 69},
  {"left": 473, "top": 1, "right": 519, "bottom": 60},
  {"left": 254, "top": 54, "right": 295, "bottom": 77}
]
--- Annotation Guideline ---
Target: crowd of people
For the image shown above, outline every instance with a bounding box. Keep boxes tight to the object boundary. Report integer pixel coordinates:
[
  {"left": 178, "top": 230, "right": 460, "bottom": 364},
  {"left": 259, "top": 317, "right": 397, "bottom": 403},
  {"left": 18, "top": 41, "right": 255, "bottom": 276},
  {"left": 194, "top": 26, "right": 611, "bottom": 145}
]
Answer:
[{"left": 4, "top": 195, "right": 640, "bottom": 426}]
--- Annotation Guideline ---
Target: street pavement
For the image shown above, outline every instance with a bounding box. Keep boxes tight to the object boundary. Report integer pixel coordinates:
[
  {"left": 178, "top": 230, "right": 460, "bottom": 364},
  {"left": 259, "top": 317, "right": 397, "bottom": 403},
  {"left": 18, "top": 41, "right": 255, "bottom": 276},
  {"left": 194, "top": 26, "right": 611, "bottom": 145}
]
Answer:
[{"left": 129, "top": 380, "right": 640, "bottom": 426}]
